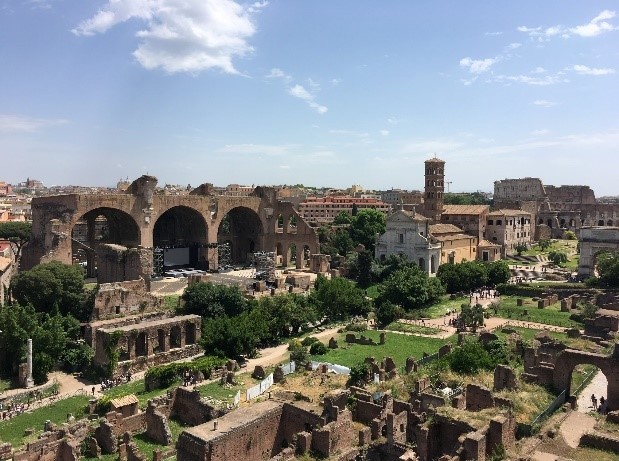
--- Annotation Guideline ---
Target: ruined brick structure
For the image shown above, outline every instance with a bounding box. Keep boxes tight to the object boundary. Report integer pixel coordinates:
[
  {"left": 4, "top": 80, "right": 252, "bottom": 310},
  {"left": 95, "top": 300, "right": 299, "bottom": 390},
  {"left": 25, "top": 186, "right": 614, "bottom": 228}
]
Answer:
[
  {"left": 93, "top": 314, "right": 201, "bottom": 376},
  {"left": 23, "top": 176, "right": 319, "bottom": 283},
  {"left": 578, "top": 226, "right": 619, "bottom": 277}
]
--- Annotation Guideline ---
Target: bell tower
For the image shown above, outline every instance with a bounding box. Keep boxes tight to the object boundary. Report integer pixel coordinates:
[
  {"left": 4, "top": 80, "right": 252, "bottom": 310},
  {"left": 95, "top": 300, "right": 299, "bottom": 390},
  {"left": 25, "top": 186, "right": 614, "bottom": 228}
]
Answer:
[{"left": 423, "top": 156, "right": 445, "bottom": 222}]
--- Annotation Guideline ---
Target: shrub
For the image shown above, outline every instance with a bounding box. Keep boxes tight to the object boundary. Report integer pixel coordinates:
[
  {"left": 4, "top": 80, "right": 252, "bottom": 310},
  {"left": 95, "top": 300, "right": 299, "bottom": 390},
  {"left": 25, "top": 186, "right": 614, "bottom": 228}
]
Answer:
[
  {"left": 348, "top": 362, "right": 371, "bottom": 386},
  {"left": 448, "top": 340, "right": 493, "bottom": 375},
  {"left": 288, "top": 340, "right": 308, "bottom": 364},
  {"left": 301, "top": 336, "right": 319, "bottom": 347},
  {"left": 309, "top": 342, "right": 328, "bottom": 355}
]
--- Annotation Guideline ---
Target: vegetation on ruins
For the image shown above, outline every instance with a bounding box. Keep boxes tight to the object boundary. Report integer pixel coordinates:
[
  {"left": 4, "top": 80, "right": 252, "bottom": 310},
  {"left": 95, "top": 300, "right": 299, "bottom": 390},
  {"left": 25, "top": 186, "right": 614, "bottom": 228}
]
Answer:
[
  {"left": 144, "top": 356, "right": 225, "bottom": 390},
  {"left": 10, "top": 261, "right": 94, "bottom": 321},
  {"left": 348, "top": 208, "right": 386, "bottom": 252},
  {"left": 548, "top": 250, "right": 569, "bottom": 266},
  {"left": 318, "top": 208, "right": 386, "bottom": 258},
  {"left": 0, "top": 221, "right": 31, "bottom": 262}
]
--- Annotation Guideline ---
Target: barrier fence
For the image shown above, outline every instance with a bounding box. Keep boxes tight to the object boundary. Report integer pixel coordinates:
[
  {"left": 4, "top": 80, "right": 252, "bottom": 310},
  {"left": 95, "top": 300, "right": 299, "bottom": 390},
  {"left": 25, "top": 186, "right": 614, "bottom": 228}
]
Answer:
[
  {"left": 280, "top": 361, "right": 296, "bottom": 376},
  {"left": 310, "top": 361, "right": 351, "bottom": 375},
  {"left": 246, "top": 373, "right": 274, "bottom": 401},
  {"left": 233, "top": 390, "right": 241, "bottom": 407}
]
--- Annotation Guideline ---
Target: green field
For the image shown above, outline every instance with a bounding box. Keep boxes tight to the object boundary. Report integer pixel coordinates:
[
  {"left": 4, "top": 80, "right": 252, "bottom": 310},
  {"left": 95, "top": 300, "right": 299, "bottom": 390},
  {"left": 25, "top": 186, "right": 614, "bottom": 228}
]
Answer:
[
  {"left": 310, "top": 330, "right": 454, "bottom": 369},
  {"left": 385, "top": 322, "right": 443, "bottom": 335},
  {"left": 103, "top": 379, "right": 175, "bottom": 409},
  {"left": 195, "top": 381, "right": 243, "bottom": 403},
  {"left": 0, "top": 395, "right": 90, "bottom": 447},
  {"left": 493, "top": 296, "right": 582, "bottom": 328}
]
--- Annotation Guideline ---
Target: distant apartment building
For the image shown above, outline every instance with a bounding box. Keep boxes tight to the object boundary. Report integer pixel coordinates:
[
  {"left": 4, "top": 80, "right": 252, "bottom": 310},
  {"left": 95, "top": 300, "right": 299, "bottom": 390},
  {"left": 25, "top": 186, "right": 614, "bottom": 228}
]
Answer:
[
  {"left": 486, "top": 209, "right": 532, "bottom": 256},
  {"left": 225, "top": 184, "right": 254, "bottom": 196},
  {"left": 0, "top": 182, "right": 12, "bottom": 197},
  {"left": 298, "top": 196, "right": 391, "bottom": 224},
  {"left": 440, "top": 205, "right": 490, "bottom": 241},
  {"left": 381, "top": 189, "right": 424, "bottom": 207}
]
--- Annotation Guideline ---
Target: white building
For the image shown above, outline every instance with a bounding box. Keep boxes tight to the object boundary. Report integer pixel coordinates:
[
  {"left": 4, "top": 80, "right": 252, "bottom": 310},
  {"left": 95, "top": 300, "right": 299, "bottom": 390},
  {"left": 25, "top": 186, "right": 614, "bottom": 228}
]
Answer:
[{"left": 375, "top": 209, "right": 442, "bottom": 276}]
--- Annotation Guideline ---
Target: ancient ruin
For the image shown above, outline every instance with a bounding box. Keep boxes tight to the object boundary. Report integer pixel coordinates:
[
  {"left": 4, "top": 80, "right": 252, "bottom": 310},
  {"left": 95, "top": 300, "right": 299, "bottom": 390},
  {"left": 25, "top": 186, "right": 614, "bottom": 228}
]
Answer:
[{"left": 22, "top": 175, "right": 320, "bottom": 283}]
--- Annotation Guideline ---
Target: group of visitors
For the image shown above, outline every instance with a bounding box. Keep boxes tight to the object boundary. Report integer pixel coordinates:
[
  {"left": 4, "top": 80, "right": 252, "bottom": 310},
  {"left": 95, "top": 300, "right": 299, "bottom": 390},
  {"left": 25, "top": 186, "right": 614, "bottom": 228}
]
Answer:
[
  {"left": 591, "top": 394, "right": 608, "bottom": 414},
  {"left": 0, "top": 401, "right": 30, "bottom": 420},
  {"left": 470, "top": 287, "right": 497, "bottom": 303},
  {"left": 97, "top": 372, "right": 131, "bottom": 393}
]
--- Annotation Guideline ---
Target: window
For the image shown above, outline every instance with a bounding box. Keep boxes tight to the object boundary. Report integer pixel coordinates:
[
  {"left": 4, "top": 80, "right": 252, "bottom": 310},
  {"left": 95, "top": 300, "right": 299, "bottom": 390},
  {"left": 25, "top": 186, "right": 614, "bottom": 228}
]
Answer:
[
  {"left": 399, "top": 233, "right": 404, "bottom": 244},
  {"left": 488, "top": 219, "right": 493, "bottom": 225},
  {"left": 496, "top": 220, "right": 502, "bottom": 225}
]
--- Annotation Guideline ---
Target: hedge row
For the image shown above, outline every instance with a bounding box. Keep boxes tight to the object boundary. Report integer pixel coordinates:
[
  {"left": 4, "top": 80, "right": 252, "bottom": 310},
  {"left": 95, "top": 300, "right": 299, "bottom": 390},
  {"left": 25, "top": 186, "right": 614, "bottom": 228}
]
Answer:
[{"left": 145, "top": 355, "right": 226, "bottom": 390}]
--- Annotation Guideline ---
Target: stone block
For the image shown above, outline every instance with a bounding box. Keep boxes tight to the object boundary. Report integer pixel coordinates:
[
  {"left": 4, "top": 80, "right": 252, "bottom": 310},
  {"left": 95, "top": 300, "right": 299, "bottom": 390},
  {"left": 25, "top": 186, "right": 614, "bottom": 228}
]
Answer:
[
  {"left": 328, "top": 337, "right": 338, "bottom": 349},
  {"left": 252, "top": 365, "right": 266, "bottom": 379}
]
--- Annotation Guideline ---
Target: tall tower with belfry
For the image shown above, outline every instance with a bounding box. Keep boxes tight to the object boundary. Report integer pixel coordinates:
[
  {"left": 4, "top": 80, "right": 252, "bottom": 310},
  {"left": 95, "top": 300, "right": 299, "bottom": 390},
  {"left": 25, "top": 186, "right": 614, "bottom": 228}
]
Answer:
[{"left": 423, "top": 156, "right": 445, "bottom": 222}]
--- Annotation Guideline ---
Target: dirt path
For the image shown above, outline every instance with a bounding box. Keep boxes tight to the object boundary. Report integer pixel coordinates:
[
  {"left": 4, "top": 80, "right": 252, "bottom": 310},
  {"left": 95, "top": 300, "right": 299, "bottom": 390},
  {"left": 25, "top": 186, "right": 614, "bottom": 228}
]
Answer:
[
  {"left": 576, "top": 369, "right": 608, "bottom": 413},
  {"left": 559, "top": 411, "right": 596, "bottom": 448}
]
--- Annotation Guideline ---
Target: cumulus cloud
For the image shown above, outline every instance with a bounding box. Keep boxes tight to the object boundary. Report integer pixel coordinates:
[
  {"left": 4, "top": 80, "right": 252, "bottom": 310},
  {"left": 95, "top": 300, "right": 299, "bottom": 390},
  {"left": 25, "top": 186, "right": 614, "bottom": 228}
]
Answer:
[
  {"left": 459, "top": 57, "right": 497, "bottom": 74},
  {"left": 518, "top": 10, "right": 617, "bottom": 41},
  {"left": 531, "top": 129, "right": 550, "bottom": 136},
  {"left": 73, "top": 0, "right": 267, "bottom": 74},
  {"left": 491, "top": 73, "right": 567, "bottom": 86},
  {"left": 380, "top": 130, "right": 390, "bottom": 137},
  {"left": 571, "top": 64, "right": 615, "bottom": 75},
  {"left": 0, "top": 114, "right": 68, "bottom": 132},
  {"left": 570, "top": 10, "right": 617, "bottom": 37}
]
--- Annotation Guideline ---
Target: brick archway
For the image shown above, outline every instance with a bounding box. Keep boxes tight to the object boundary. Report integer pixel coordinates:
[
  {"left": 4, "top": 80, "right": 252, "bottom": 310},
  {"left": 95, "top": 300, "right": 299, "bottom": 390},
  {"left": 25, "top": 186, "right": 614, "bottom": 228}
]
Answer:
[{"left": 553, "top": 348, "right": 619, "bottom": 410}]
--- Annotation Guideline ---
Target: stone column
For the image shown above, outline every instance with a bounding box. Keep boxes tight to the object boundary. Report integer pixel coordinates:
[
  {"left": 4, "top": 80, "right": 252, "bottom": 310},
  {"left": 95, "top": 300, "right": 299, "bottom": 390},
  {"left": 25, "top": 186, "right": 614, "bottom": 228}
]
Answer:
[{"left": 26, "top": 338, "right": 34, "bottom": 388}]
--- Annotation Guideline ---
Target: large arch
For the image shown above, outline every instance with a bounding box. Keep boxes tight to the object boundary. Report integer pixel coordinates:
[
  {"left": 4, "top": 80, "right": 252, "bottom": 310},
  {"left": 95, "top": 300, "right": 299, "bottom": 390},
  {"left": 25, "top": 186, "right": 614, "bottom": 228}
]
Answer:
[
  {"left": 71, "top": 207, "right": 141, "bottom": 278},
  {"left": 217, "top": 206, "right": 264, "bottom": 264},
  {"left": 553, "top": 348, "right": 619, "bottom": 410},
  {"left": 153, "top": 206, "right": 208, "bottom": 270}
]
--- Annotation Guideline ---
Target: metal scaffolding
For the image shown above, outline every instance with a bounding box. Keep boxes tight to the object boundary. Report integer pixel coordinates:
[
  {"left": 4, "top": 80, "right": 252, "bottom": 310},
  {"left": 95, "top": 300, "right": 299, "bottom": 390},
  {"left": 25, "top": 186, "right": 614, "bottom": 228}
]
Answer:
[{"left": 253, "top": 251, "right": 276, "bottom": 282}]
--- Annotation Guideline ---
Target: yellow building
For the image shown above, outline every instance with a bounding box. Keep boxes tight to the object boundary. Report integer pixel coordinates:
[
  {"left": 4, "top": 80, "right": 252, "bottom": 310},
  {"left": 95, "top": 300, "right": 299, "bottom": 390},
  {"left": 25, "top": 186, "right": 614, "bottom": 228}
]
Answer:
[{"left": 429, "top": 224, "right": 478, "bottom": 264}]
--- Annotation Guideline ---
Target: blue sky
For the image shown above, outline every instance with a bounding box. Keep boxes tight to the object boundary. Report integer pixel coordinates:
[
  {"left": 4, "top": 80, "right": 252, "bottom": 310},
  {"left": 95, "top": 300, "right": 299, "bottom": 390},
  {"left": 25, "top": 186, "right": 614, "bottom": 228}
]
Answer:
[{"left": 1, "top": 1, "right": 618, "bottom": 195}]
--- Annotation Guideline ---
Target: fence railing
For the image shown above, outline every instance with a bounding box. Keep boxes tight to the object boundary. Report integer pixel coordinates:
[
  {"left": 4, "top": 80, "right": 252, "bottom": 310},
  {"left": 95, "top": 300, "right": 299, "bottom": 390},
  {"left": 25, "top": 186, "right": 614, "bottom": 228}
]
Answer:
[
  {"left": 246, "top": 373, "right": 274, "bottom": 401},
  {"left": 310, "top": 361, "right": 351, "bottom": 375},
  {"left": 531, "top": 388, "right": 567, "bottom": 428}
]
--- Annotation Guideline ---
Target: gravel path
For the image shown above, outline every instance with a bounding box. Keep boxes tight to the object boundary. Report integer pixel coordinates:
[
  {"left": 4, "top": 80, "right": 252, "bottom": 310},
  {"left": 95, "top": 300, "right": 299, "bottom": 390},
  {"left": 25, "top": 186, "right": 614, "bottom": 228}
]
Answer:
[{"left": 576, "top": 369, "right": 607, "bottom": 413}]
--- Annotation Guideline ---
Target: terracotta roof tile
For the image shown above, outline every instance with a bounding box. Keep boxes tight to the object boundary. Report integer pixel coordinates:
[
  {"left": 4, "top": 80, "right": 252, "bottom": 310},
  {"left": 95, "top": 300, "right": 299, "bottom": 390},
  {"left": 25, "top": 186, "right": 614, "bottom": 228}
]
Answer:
[
  {"left": 442, "top": 205, "right": 489, "bottom": 215},
  {"left": 110, "top": 394, "right": 139, "bottom": 408},
  {"left": 429, "top": 223, "right": 464, "bottom": 235}
]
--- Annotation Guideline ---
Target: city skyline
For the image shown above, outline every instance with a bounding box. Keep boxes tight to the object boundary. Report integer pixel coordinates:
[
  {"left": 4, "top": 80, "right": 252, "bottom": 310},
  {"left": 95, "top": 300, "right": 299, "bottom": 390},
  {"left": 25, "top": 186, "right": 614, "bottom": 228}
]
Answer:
[{"left": 1, "top": 1, "right": 618, "bottom": 194}]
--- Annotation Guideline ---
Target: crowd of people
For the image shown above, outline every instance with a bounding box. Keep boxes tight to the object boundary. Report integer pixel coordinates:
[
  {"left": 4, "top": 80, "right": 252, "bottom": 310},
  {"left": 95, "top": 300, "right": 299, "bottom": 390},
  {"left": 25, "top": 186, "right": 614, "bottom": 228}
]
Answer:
[
  {"left": 97, "top": 372, "right": 131, "bottom": 393},
  {"left": 0, "top": 401, "right": 31, "bottom": 420}
]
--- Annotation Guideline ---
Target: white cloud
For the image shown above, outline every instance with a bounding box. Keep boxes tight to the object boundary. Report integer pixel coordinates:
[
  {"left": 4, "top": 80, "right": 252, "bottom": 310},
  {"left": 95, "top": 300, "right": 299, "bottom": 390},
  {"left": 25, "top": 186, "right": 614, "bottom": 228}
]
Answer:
[
  {"left": 531, "top": 129, "right": 550, "bottom": 136},
  {"left": 380, "top": 130, "right": 390, "bottom": 137},
  {"left": 531, "top": 67, "right": 546, "bottom": 74},
  {"left": 288, "top": 84, "right": 328, "bottom": 114},
  {"left": 0, "top": 114, "right": 68, "bottom": 132},
  {"left": 518, "top": 10, "right": 617, "bottom": 41},
  {"left": 570, "top": 10, "right": 617, "bottom": 37},
  {"left": 491, "top": 73, "right": 566, "bottom": 86},
  {"left": 571, "top": 64, "right": 615, "bottom": 75},
  {"left": 505, "top": 42, "right": 521, "bottom": 50},
  {"left": 459, "top": 56, "right": 497, "bottom": 74},
  {"left": 484, "top": 31, "right": 502, "bottom": 36},
  {"left": 330, "top": 78, "right": 342, "bottom": 86},
  {"left": 266, "top": 68, "right": 292, "bottom": 81},
  {"left": 73, "top": 0, "right": 264, "bottom": 74},
  {"left": 533, "top": 100, "right": 557, "bottom": 107}
]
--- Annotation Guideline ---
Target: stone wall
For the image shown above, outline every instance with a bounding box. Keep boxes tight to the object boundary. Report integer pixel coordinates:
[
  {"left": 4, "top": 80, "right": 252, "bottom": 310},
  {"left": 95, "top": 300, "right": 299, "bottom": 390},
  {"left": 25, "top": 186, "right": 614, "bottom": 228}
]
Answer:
[
  {"left": 93, "top": 279, "right": 163, "bottom": 320},
  {"left": 580, "top": 432, "right": 619, "bottom": 454},
  {"left": 171, "top": 387, "right": 228, "bottom": 426}
]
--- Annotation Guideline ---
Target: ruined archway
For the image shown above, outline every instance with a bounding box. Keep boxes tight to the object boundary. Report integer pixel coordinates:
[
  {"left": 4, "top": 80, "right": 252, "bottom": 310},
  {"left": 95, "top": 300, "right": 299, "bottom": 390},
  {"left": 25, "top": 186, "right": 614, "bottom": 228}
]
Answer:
[
  {"left": 71, "top": 207, "right": 141, "bottom": 278},
  {"left": 217, "top": 207, "right": 264, "bottom": 264},
  {"left": 153, "top": 206, "right": 208, "bottom": 270},
  {"left": 553, "top": 348, "right": 619, "bottom": 411}
]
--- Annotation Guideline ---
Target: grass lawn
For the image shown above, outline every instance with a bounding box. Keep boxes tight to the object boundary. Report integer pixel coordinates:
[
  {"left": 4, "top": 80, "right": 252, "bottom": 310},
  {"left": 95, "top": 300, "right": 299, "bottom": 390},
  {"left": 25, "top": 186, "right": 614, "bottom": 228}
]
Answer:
[
  {"left": 493, "top": 296, "right": 582, "bottom": 328},
  {"left": 310, "top": 330, "right": 454, "bottom": 370},
  {"left": 385, "top": 322, "right": 443, "bottom": 335},
  {"left": 0, "top": 395, "right": 90, "bottom": 447},
  {"left": 420, "top": 296, "right": 469, "bottom": 319},
  {"left": 195, "top": 381, "right": 243, "bottom": 403},
  {"left": 521, "top": 239, "right": 578, "bottom": 257},
  {"left": 163, "top": 295, "right": 180, "bottom": 310},
  {"left": 103, "top": 379, "right": 176, "bottom": 409}
]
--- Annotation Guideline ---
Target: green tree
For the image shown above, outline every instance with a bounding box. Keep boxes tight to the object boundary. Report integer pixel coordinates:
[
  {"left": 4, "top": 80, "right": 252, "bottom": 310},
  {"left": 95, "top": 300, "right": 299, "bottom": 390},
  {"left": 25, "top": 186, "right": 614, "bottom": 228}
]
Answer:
[
  {"left": 375, "top": 266, "right": 445, "bottom": 311},
  {"left": 514, "top": 243, "right": 528, "bottom": 256},
  {"left": 288, "top": 339, "right": 308, "bottom": 364},
  {"left": 564, "top": 230, "right": 577, "bottom": 240},
  {"left": 548, "top": 250, "right": 568, "bottom": 266},
  {"left": 310, "top": 276, "right": 370, "bottom": 321},
  {"left": 0, "top": 221, "right": 31, "bottom": 262},
  {"left": 11, "top": 261, "right": 87, "bottom": 319},
  {"left": 349, "top": 209, "right": 386, "bottom": 252},
  {"left": 375, "top": 300, "right": 404, "bottom": 326},
  {"left": 182, "top": 282, "right": 248, "bottom": 318},
  {"left": 356, "top": 250, "right": 374, "bottom": 288},
  {"left": 333, "top": 211, "right": 352, "bottom": 225},
  {"left": 459, "top": 303, "right": 484, "bottom": 332},
  {"left": 538, "top": 239, "right": 552, "bottom": 251},
  {"left": 448, "top": 340, "right": 493, "bottom": 374},
  {"left": 200, "top": 312, "right": 259, "bottom": 358},
  {"left": 254, "top": 293, "right": 316, "bottom": 341},
  {"left": 595, "top": 251, "right": 619, "bottom": 287},
  {"left": 486, "top": 261, "right": 511, "bottom": 286}
]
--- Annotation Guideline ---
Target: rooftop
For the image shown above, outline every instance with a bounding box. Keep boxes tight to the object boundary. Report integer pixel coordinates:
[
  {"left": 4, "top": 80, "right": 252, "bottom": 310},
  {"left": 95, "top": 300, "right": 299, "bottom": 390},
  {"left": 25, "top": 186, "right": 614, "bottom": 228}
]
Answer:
[
  {"left": 99, "top": 314, "right": 201, "bottom": 334},
  {"left": 442, "top": 205, "right": 489, "bottom": 215},
  {"left": 488, "top": 209, "right": 531, "bottom": 216},
  {"left": 429, "top": 223, "right": 464, "bottom": 235}
]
